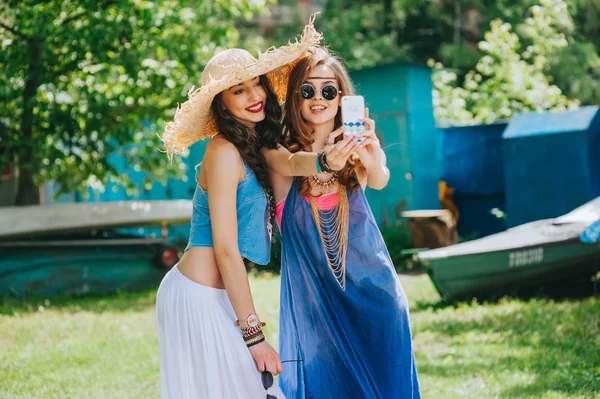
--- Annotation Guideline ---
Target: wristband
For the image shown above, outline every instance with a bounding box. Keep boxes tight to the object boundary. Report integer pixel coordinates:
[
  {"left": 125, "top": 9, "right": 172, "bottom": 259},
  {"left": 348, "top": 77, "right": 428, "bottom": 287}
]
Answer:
[
  {"left": 244, "top": 331, "right": 266, "bottom": 347},
  {"left": 321, "top": 153, "right": 335, "bottom": 173},
  {"left": 315, "top": 150, "right": 324, "bottom": 174},
  {"left": 246, "top": 336, "right": 265, "bottom": 348},
  {"left": 242, "top": 324, "right": 265, "bottom": 338}
]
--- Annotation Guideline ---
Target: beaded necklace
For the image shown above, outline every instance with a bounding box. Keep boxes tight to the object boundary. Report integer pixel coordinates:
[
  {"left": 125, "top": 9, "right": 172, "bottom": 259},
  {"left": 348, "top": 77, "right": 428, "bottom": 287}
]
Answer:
[{"left": 309, "top": 186, "right": 349, "bottom": 291}]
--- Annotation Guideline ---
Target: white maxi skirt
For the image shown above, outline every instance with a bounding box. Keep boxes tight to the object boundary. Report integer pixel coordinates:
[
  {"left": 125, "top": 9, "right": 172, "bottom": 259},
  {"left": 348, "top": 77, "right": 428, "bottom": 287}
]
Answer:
[{"left": 156, "top": 265, "right": 285, "bottom": 399}]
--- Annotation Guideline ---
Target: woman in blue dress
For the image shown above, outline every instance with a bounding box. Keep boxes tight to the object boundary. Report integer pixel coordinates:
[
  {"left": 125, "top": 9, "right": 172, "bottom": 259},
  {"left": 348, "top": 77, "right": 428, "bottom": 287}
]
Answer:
[{"left": 271, "top": 48, "right": 421, "bottom": 399}]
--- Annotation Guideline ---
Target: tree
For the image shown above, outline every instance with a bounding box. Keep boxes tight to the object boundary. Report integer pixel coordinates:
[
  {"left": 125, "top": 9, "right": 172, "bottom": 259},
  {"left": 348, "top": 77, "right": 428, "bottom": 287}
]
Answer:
[
  {"left": 0, "top": 0, "right": 272, "bottom": 205},
  {"left": 432, "top": 0, "right": 579, "bottom": 126},
  {"left": 286, "top": 0, "right": 600, "bottom": 109},
  {"left": 318, "top": 0, "right": 410, "bottom": 70},
  {"left": 542, "top": 0, "right": 600, "bottom": 105}
]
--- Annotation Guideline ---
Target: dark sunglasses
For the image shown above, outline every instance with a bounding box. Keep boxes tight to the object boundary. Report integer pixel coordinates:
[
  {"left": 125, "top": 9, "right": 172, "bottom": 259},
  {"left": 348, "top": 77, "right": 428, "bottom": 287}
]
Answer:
[
  {"left": 261, "top": 360, "right": 313, "bottom": 399},
  {"left": 261, "top": 371, "right": 277, "bottom": 399},
  {"left": 298, "top": 83, "right": 341, "bottom": 101}
]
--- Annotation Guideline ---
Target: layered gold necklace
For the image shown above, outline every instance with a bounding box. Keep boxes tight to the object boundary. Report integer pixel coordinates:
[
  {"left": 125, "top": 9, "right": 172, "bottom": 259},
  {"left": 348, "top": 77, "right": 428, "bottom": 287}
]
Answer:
[{"left": 309, "top": 184, "right": 349, "bottom": 291}]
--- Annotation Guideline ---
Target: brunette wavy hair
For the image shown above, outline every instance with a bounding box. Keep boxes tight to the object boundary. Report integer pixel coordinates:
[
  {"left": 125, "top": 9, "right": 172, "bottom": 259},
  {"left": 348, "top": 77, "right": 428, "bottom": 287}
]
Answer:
[
  {"left": 210, "top": 74, "right": 282, "bottom": 241},
  {"left": 210, "top": 74, "right": 282, "bottom": 192},
  {"left": 283, "top": 49, "right": 366, "bottom": 196}
]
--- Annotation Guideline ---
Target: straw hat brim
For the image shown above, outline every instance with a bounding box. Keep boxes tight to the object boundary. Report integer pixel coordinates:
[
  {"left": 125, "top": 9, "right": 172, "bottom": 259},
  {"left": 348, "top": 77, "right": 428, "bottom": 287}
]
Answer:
[{"left": 162, "top": 21, "right": 322, "bottom": 156}]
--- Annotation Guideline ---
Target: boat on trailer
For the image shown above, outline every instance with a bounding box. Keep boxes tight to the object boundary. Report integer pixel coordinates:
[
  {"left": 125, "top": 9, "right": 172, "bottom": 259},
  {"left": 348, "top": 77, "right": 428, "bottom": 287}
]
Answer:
[
  {"left": 416, "top": 197, "right": 600, "bottom": 300},
  {"left": 0, "top": 200, "right": 192, "bottom": 297}
]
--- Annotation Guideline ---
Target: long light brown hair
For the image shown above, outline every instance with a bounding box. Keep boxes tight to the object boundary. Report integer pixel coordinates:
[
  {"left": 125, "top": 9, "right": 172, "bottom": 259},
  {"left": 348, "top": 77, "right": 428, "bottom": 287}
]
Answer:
[{"left": 283, "top": 48, "right": 366, "bottom": 195}]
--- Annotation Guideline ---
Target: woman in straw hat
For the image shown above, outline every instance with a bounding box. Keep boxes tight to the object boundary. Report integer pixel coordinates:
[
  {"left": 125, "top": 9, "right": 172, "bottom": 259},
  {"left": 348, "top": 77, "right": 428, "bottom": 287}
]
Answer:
[
  {"left": 156, "top": 23, "right": 361, "bottom": 399},
  {"left": 272, "top": 47, "right": 421, "bottom": 398}
]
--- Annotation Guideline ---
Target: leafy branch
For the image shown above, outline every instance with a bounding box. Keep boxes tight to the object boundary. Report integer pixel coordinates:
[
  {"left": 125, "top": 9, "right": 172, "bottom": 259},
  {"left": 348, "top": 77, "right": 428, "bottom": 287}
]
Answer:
[{"left": 0, "top": 21, "right": 27, "bottom": 39}]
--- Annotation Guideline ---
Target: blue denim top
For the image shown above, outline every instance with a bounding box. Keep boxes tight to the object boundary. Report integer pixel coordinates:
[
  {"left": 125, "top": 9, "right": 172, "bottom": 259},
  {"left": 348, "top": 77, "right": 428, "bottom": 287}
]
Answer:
[{"left": 185, "top": 162, "right": 271, "bottom": 265}]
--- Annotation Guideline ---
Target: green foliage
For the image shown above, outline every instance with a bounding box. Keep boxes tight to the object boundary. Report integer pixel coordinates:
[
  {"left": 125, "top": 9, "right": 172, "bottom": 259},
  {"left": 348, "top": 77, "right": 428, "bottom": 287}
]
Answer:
[
  {"left": 318, "top": 0, "right": 411, "bottom": 70},
  {"left": 380, "top": 224, "right": 416, "bottom": 271},
  {"left": 553, "top": 0, "right": 600, "bottom": 105},
  {"left": 432, "top": 0, "right": 579, "bottom": 126},
  {"left": 0, "top": 0, "right": 273, "bottom": 204},
  {"left": 268, "top": 0, "right": 600, "bottom": 109}
]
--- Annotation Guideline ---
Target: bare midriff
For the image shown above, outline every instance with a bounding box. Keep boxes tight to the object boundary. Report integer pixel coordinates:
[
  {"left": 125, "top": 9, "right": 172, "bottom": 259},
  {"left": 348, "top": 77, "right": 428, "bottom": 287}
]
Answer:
[{"left": 176, "top": 247, "right": 226, "bottom": 289}]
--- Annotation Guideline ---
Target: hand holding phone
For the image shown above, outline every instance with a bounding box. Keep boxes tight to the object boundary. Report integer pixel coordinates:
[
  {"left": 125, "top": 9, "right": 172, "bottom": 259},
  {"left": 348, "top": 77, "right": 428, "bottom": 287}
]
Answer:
[{"left": 341, "top": 95, "right": 366, "bottom": 143}]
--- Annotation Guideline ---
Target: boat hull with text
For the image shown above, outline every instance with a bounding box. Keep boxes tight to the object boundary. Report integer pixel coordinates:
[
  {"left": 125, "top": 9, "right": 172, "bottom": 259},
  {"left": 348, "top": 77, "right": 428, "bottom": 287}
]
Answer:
[{"left": 417, "top": 197, "right": 600, "bottom": 300}]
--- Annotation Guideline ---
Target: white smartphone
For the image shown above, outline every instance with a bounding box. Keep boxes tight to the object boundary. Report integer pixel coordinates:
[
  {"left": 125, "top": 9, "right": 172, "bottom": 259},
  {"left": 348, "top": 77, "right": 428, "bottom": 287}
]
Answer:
[{"left": 341, "top": 95, "right": 366, "bottom": 142}]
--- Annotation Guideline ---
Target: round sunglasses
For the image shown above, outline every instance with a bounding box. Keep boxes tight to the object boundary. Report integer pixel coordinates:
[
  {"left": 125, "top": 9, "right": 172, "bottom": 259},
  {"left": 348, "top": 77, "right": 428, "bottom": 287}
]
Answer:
[{"left": 298, "top": 83, "right": 342, "bottom": 101}]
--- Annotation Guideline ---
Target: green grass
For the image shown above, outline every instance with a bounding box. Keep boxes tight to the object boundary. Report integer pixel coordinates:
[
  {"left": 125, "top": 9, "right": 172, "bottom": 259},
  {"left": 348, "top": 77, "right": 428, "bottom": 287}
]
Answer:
[{"left": 1, "top": 273, "right": 599, "bottom": 399}]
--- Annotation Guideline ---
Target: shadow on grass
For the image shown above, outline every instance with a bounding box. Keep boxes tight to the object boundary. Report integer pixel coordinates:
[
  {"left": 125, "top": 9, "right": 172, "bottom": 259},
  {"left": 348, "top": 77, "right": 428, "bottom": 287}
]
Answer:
[
  {"left": 0, "top": 267, "right": 284, "bottom": 317},
  {"left": 417, "top": 296, "right": 600, "bottom": 397},
  {"left": 0, "top": 286, "right": 160, "bottom": 315},
  {"left": 412, "top": 282, "right": 600, "bottom": 312}
]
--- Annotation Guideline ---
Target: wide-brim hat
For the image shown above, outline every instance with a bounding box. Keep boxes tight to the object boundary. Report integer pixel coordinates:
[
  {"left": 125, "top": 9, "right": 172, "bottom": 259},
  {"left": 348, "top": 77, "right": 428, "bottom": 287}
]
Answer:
[{"left": 161, "top": 19, "right": 322, "bottom": 156}]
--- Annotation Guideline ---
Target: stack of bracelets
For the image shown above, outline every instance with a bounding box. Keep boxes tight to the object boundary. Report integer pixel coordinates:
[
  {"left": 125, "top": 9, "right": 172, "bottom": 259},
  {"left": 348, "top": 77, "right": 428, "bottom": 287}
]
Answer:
[
  {"left": 316, "top": 150, "right": 335, "bottom": 174},
  {"left": 242, "top": 322, "right": 267, "bottom": 348}
]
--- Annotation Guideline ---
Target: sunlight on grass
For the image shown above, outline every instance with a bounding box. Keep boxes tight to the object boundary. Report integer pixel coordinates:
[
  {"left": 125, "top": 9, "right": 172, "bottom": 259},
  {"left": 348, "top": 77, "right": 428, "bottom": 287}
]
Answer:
[{"left": 1, "top": 273, "right": 598, "bottom": 398}]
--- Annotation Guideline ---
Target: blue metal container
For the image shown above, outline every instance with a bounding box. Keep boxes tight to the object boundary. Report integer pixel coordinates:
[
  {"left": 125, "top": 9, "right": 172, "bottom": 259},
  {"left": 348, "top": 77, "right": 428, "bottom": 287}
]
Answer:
[
  {"left": 441, "top": 122, "right": 508, "bottom": 238},
  {"left": 503, "top": 106, "right": 600, "bottom": 227},
  {"left": 351, "top": 62, "right": 441, "bottom": 225},
  {"left": 442, "top": 123, "right": 507, "bottom": 194}
]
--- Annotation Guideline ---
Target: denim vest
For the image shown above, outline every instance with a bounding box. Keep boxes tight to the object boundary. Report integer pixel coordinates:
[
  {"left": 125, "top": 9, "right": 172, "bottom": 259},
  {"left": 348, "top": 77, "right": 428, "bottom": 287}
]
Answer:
[{"left": 186, "top": 162, "right": 271, "bottom": 265}]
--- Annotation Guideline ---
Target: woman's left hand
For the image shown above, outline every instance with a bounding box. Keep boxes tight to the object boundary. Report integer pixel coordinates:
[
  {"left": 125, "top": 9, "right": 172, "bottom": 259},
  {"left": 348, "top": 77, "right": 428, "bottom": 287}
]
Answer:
[{"left": 356, "top": 108, "right": 382, "bottom": 170}]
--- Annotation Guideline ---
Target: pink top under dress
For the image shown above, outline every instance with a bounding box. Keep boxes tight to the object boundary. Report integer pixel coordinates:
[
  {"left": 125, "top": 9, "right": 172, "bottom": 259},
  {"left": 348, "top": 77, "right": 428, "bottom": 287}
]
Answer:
[{"left": 275, "top": 191, "right": 340, "bottom": 230}]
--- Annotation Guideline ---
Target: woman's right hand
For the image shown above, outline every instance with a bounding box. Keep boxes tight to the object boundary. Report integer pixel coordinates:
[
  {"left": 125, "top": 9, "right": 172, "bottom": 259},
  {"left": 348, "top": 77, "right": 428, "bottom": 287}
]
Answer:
[
  {"left": 324, "top": 127, "right": 361, "bottom": 171},
  {"left": 248, "top": 340, "right": 283, "bottom": 376}
]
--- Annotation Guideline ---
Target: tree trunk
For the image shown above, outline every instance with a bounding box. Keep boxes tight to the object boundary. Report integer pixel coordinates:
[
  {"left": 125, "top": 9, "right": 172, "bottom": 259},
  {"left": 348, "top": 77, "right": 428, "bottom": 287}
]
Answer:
[
  {"left": 15, "top": 163, "right": 39, "bottom": 205},
  {"left": 15, "top": 38, "right": 42, "bottom": 206},
  {"left": 453, "top": 0, "right": 462, "bottom": 68}
]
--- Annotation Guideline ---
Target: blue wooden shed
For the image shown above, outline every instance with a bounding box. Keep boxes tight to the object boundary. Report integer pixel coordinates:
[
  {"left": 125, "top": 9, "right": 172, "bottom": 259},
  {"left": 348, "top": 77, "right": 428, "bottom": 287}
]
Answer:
[
  {"left": 503, "top": 106, "right": 600, "bottom": 227},
  {"left": 441, "top": 122, "right": 508, "bottom": 238},
  {"left": 351, "top": 62, "right": 441, "bottom": 225}
]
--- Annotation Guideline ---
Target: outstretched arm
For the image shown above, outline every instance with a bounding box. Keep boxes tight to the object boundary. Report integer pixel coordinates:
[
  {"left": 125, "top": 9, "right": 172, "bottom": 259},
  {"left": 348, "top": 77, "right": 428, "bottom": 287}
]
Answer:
[{"left": 262, "top": 127, "right": 360, "bottom": 177}]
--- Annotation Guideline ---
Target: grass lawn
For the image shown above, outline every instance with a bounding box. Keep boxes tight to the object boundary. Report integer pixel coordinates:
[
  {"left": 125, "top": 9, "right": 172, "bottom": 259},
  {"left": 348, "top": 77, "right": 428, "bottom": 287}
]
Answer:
[{"left": 1, "top": 272, "right": 599, "bottom": 399}]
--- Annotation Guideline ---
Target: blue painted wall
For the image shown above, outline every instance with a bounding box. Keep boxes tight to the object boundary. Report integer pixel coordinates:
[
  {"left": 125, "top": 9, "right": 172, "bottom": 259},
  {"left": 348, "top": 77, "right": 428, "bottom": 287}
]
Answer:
[
  {"left": 44, "top": 140, "right": 208, "bottom": 245},
  {"left": 408, "top": 66, "right": 442, "bottom": 211},
  {"left": 588, "top": 115, "right": 600, "bottom": 197},
  {"left": 351, "top": 63, "right": 441, "bottom": 225}
]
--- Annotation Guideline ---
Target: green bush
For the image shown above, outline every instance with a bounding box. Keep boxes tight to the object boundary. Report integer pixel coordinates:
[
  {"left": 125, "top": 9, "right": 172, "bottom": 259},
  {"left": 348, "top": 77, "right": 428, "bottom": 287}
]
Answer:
[{"left": 380, "top": 224, "right": 418, "bottom": 272}]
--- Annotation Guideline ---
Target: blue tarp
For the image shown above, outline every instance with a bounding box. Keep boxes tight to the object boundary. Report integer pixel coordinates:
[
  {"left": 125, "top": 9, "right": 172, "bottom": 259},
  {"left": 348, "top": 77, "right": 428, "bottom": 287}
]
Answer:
[{"left": 581, "top": 221, "right": 600, "bottom": 244}]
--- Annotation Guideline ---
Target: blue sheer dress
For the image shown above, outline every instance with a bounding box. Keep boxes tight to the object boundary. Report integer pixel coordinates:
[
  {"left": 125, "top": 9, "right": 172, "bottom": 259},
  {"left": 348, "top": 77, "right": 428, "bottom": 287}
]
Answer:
[{"left": 278, "top": 179, "right": 421, "bottom": 399}]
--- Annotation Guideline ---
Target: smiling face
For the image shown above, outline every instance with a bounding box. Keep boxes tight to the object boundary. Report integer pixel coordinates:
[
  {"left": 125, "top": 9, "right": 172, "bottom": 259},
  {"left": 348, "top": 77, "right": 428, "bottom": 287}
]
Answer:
[
  {"left": 220, "top": 77, "right": 267, "bottom": 128},
  {"left": 300, "top": 64, "right": 341, "bottom": 128}
]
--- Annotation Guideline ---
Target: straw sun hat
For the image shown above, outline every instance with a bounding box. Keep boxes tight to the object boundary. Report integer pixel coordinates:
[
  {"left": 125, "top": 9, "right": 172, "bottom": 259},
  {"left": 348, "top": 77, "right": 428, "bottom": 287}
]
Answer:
[{"left": 161, "top": 18, "right": 323, "bottom": 156}]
